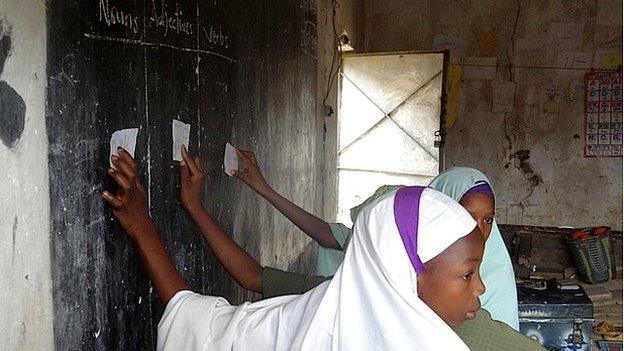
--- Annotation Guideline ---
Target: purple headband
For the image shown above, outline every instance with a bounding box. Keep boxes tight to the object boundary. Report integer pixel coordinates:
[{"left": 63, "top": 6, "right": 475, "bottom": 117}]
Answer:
[
  {"left": 463, "top": 181, "right": 495, "bottom": 200},
  {"left": 393, "top": 186, "right": 426, "bottom": 274}
]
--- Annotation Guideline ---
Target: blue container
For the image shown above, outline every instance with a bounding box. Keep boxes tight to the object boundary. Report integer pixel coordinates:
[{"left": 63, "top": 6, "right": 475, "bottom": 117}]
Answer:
[{"left": 518, "top": 281, "right": 594, "bottom": 351}]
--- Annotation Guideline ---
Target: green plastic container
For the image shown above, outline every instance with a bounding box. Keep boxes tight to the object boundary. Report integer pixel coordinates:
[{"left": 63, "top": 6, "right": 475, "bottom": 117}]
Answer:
[{"left": 565, "top": 228, "right": 616, "bottom": 284}]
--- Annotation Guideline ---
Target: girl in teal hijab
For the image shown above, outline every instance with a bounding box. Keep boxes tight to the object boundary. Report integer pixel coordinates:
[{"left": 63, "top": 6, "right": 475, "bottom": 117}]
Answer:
[
  {"left": 318, "top": 168, "right": 519, "bottom": 330},
  {"left": 429, "top": 167, "right": 519, "bottom": 330}
]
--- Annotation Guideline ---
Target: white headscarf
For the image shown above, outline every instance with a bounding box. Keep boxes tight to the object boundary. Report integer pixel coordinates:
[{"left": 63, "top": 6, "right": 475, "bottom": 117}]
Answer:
[{"left": 157, "top": 187, "right": 477, "bottom": 351}]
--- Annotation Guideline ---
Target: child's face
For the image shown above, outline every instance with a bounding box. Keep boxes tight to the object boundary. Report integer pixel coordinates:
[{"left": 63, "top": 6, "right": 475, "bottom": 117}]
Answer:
[
  {"left": 460, "top": 193, "right": 495, "bottom": 240},
  {"left": 416, "top": 228, "right": 485, "bottom": 327}
]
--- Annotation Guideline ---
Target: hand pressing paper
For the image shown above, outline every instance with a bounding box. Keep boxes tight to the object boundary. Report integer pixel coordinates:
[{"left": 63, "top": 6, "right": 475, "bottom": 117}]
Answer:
[
  {"left": 172, "top": 119, "right": 191, "bottom": 161},
  {"left": 224, "top": 143, "right": 238, "bottom": 176},
  {"left": 110, "top": 128, "right": 138, "bottom": 170}
]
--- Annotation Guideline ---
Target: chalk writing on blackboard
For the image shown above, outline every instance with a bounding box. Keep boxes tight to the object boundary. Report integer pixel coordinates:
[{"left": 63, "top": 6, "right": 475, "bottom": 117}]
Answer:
[
  {"left": 202, "top": 24, "right": 229, "bottom": 50},
  {"left": 300, "top": 21, "right": 317, "bottom": 60},
  {"left": 91, "top": 0, "right": 234, "bottom": 62},
  {"left": 83, "top": 33, "right": 236, "bottom": 63},
  {"left": 147, "top": 1, "right": 194, "bottom": 37},
  {"left": 299, "top": 0, "right": 317, "bottom": 60},
  {"left": 98, "top": 0, "right": 140, "bottom": 34}
]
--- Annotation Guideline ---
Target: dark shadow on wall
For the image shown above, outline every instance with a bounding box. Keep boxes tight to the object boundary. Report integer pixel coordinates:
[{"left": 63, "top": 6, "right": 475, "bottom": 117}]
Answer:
[{"left": 0, "top": 19, "right": 26, "bottom": 150}]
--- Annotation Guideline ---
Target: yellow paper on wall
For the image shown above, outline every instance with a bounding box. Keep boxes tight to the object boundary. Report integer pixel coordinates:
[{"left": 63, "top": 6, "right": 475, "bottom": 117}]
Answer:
[
  {"left": 599, "top": 54, "right": 622, "bottom": 70},
  {"left": 445, "top": 64, "right": 462, "bottom": 128}
]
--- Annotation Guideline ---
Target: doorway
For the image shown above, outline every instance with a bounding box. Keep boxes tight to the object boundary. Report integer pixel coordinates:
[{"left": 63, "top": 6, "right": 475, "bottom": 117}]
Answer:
[{"left": 337, "top": 52, "right": 445, "bottom": 225}]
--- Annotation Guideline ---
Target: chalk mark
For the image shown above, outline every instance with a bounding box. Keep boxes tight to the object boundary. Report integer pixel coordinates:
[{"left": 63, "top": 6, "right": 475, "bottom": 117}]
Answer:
[
  {"left": 86, "top": 216, "right": 106, "bottom": 230},
  {"left": 12, "top": 216, "right": 17, "bottom": 262},
  {"left": 61, "top": 54, "right": 78, "bottom": 85},
  {"left": 299, "top": 48, "right": 317, "bottom": 61},
  {"left": 83, "top": 33, "right": 236, "bottom": 63}
]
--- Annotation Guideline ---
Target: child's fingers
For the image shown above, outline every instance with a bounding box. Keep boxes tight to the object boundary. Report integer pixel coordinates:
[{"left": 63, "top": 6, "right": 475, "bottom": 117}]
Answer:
[
  {"left": 231, "top": 169, "right": 244, "bottom": 180},
  {"left": 116, "top": 147, "right": 138, "bottom": 172},
  {"left": 240, "top": 150, "right": 257, "bottom": 165},
  {"left": 102, "top": 191, "right": 123, "bottom": 208},
  {"left": 235, "top": 149, "right": 246, "bottom": 161},
  {"left": 246, "top": 151, "right": 257, "bottom": 164},
  {"left": 112, "top": 155, "right": 136, "bottom": 181},
  {"left": 194, "top": 156, "right": 204, "bottom": 173},
  {"left": 236, "top": 150, "right": 251, "bottom": 166},
  {"left": 238, "top": 149, "right": 253, "bottom": 158},
  {"left": 180, "top": 145, "right": 192, "bottom": 166},
  {"left": 181, "top": 144, "right": 190, "bottom": 161},
  {"left": 181, "top": 145, "right": 202, "bottom": 176},
  {"left": 179, "top": 157, "right": 191, "bottom": 181},
  {"left": 108, "top": 168, "right": 131, "bottom": 190},
  {"left": 179, "top": 161, "right": 190, "bottom": 180},
  {"left": 136, "top": 181, "right": 146, "bottom": 193},
  {"left": 186, "top": 155, "right": 202, "bottom": 176},
  {"left": 180, "top": 145, "right": 197, "bottom": 173}
]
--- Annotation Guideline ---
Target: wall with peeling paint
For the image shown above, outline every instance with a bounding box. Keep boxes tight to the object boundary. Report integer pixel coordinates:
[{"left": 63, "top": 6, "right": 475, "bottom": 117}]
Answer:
[
  {"left": 0, "top": 1, "right": 54, "bottom": 350},
  {"left": 360, "top": 0, "right": 622, "bottom": 230},
  {"left": 317, "top": 0, "right": 365, "bottom": 226}
]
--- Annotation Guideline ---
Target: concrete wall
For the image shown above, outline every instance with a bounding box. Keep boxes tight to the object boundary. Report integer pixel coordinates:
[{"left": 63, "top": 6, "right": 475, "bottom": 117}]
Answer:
[
  {"left": 360, "top": 0, "right": 622, "bottom": 230},
  {"left": 318, "top": 0, "right": 365, "bottom": 224},
  {"left": 0, "top": 1, "right": 53, "bottom": 349}
]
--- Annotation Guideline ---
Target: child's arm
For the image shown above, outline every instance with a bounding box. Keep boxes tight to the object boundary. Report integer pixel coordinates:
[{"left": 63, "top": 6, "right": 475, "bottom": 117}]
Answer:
[
  {"left": 101, "top": 148, "right": 189, "bottom": 306},
  {"left": 232, "top": 149, "right": 340, "bottom": 249},
  {"left": 180, "top": 147, "right": 263, "bottom": 293}
]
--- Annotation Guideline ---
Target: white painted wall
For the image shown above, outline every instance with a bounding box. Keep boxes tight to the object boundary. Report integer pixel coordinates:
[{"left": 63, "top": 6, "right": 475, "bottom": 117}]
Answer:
[{"left": 0, "top": 1, "right": 53, "bottom": 349}]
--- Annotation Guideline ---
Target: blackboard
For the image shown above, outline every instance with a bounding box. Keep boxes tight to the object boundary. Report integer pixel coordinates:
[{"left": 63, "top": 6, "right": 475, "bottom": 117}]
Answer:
[{"left": 46, "top": 0, "right": 318, "bottom": 349}]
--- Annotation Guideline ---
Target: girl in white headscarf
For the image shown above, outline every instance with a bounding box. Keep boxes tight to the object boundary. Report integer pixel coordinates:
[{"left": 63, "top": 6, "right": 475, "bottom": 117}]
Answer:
[
  {"left": 103, "top": 150, "right": 484, "bottom": 350},
  {"left": 102, "top": 149, "right": 486, "bottom": 351},
  {"left": 157, "top": 186, "right": 483, "bottom": 350}
]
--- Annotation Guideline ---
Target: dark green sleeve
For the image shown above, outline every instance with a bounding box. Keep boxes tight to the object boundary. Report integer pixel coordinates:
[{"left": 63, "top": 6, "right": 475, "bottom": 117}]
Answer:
[
  {"left": 453, "top": 309, "right": 546, "bottom": 351},
  {"left": 262, "top": 267, "right": 331, "bottom": 299}
]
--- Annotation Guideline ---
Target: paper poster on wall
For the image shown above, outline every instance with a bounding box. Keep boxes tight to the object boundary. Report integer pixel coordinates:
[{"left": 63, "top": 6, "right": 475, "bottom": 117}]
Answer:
[
  {"left": 594, "top": 51, "right": 623, "bottom": 70},
  {"left": 584, "top": 71, "right": 623, "bottom": 157}
]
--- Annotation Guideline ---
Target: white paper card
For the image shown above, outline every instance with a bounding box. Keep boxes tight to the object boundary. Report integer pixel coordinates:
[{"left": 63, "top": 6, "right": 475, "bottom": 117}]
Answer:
[
  {"left": 224, "top": 143, "right": 238, "bottom": 177},
  {"left": 110, "top": 128, "right": 138, "bottom": 169},
  {"left": 172, "top": 119, "right": 191, "bottom": 161}
]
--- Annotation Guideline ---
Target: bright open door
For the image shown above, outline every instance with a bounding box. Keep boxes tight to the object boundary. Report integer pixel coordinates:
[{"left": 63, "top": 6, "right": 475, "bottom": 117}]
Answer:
[{"left": 337, "top": 52, "right": 445, "bottom": 225}]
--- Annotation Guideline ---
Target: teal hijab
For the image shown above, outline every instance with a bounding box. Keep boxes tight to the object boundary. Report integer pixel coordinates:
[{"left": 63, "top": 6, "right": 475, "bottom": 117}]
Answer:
[
  {"left": 315, "top": 185, "right": 401, "bottom": 277},
  {"left": 429, "top": 167, "right": 520, "bottom": 330}
]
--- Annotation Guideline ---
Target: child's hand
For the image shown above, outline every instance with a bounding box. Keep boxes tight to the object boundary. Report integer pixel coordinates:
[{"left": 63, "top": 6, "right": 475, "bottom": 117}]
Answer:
[
  {"left": 233, "top": 149, "right": 269, "bottom": 192},
  {"left": 101, "top": 148, "right": 152, "bottom": 239},
  {"left": 179, "top": 145, "right": 205, "bottom": 212}
]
